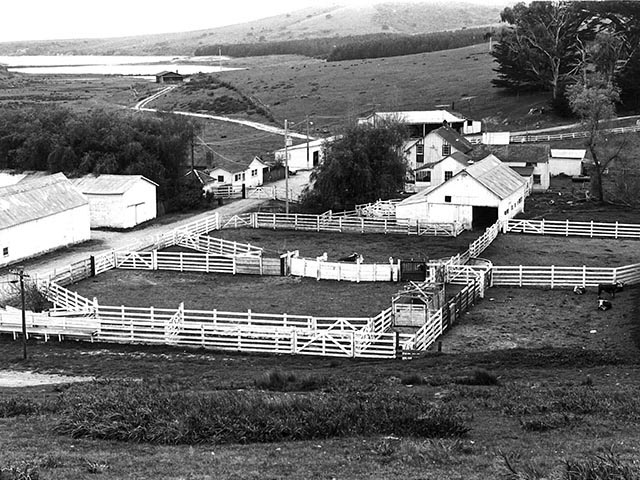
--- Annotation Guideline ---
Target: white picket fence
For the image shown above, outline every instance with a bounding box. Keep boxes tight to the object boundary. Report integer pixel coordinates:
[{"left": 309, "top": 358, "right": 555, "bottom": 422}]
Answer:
[
  {"left": 506, "top": 218, "right": 640, "bottom": 239},
  {"left": 510, "top": 124, "right": 640, "bottom": 143},
  {"left": 0, "top": 307, "right": 99, "bottom": 341},
  {"left": 290, "top": 256, "right": 400, "bottom": 282},
  {"left": 175, "top": 233, "right": 263, "bottom": 257},
  {"left": 491, "top": 263, "right": 640, "bottom": 288}
]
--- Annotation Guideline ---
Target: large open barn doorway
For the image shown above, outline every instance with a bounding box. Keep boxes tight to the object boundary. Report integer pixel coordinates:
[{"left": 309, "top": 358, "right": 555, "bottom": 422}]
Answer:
[{"left": 472, "top": 206, "right": 498, "bottom": 229}]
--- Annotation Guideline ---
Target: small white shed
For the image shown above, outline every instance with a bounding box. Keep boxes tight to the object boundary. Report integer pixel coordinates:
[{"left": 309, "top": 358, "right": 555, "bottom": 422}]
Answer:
[
  {"left": 71, "top": 174, "right": 157, "bottom": 229},
  {"left": 209, "top": 156, "right": 266, "bottom": 189},
  {"left": 0, "top": 173, "right": 90, "bottom": 267},
  {"left": 396, "top": 156, "right": 527, "bottom": 230},
  {"left": 549, "top": 149, "right": 588, "bottom": 177},
  {"left": 274, "top": 137, "right": 330, "bottom": 173}
]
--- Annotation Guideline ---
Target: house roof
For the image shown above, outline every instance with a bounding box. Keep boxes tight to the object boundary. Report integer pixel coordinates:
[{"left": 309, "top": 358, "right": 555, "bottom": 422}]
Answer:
[
  {"left": 155, "top": 71, "right": 184, "bottom": 77},
  {"left": 0, "top": 170, "right": 50, "bottom": 187},
  {"left": 71, "top": 174, "right": 158, "bottom": 195},
  {"left": 364, "top": 110, "right": 467, "bottom": 125},
  {"left": 550, "top": 149, "right": 587, "bottom": 160},
  {"left": 184, "top": 169, "right": 214, "bottom": 185},
  {"left": 476, "top": 144, "right": 550, "bottom": 163},
  {"left": 414, "top": 151, "right": 470, "bottom": 171},
  {"left": 209, "top": 156, "right": 266, "bottom": 175},
  {"left": 0, "top": 173, "right": 88, "bottom": 230},
  {"left": 276, "top": 136, "right": 333, "bottom": 153},
  {"left": 510, "top": 166, "right": 535, "bottom": 177},
  {"left": 431, "top": 126, "right": 473, "bottom": 154}
]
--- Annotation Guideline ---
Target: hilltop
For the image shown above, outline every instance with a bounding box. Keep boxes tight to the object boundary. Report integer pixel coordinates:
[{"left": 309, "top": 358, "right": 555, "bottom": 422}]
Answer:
[{"left": 0, "top": 1, "right": 504, "bottom": 56}]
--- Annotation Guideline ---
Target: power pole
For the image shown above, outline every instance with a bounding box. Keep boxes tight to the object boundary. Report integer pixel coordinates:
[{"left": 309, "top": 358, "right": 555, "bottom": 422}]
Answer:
[
  {"left": 10, "top": 267, "right": 28, "bottom": 360},
  {"left": 219, "top": 47, "right": 222, "bottom": 71},
  {"left": 306, "top": 115, "right": 310, "bottom": 169},
  {"left": 284, "top": 119, "right": 289, "bottom": 214}
]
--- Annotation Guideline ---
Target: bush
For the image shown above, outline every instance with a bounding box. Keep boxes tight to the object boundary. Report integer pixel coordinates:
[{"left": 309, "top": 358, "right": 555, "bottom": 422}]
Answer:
[
  {"left": 564, "top": 452, "right": 639, "bottom": 479},
  {"left": 455, "top": 369, "right": 500, "bottom": 386},
  {"left": 0, "top": 461, "right": 40, "bottom": 480},
  {"left": 520, "top": 413, "right": 580, "bottom": 432},
  {"left": 254, "top": 369, "right": 328, "bottom": 392},
  {"left": 53, "top": 379, "right": 470, "bottom": 444},
  {"left": 400, "top": 373, "right": 427, "bottom": 385}
]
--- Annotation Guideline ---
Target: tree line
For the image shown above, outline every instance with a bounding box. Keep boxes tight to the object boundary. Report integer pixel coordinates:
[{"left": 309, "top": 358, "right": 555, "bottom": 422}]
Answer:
[
  {"left": 194, "top": 28, "right": 495, "bottom": 62},
  {"left": 0, "top": 106, "right": 205, "bottom": 212},
  {"left": 492, "top": 1, "right": 640, "bottom": 112}
]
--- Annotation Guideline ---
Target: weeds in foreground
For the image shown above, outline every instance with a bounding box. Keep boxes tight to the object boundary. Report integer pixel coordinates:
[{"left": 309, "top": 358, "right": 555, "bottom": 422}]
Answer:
[
  {"left": 0, "top": 461, "right": 40, "bottom": 480},
  {"left": 455, "top": 369, "right": 500, "bottom": 386},
  {"left": 564, "top": 452, "right": 639, "bottom": 480},
  {"left": 254, "top": 369, "right": 329, "bottom": 391},
  {"left": 372, "top": 437, "right": 470, "bottom": 466},
  {"left": 53, "top": 379, "right": 470, "bottom": 444}
]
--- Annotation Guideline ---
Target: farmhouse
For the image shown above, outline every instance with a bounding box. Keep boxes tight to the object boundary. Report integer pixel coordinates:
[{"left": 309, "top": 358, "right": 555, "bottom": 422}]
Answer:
[
  {"left": 357, "top": 110, "right": 482, "bottom": 136},
  {"left": 155, "top": 71, "right": 185, "bottom": 84},
  {"left": 71, "top": 174, "right": 158, "bottom": 229},
  {"left": 396, "top": 155, "right": 527, "bottom": 229},
  {"left": 274, "top": 137, "right": 330, "bottom": 173},
  {"left": 208, "top": 156, "right": 267, "bottom": 189},
  {"left": 549, "top": 149, "right": 590, "bottom": 177},
  {"left": 406, "top": 125, "right": 474, "bottom": 171},
  {"left": 183, "top": 169, "right": 216, "bottom": 194},
  {"left": 0, "top": 173, "right": 90, "bottom": 268},
  {"left": 474, "top": 144, "right": 551, "bottom": 191},
  {"left": 411, "top": 151, "right": 470, "bottom": 192}
]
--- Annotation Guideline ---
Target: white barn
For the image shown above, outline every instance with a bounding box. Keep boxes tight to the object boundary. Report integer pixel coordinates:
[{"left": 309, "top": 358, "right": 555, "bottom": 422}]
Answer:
[
  {"left": 274, "top": 138, "right": 330, "bottom": 173},
  {"left": 71, "top": 175, "right": 157, "bottom": 229},
  {"left": 549, "top": 149, "right": 589, "bottom": 176},
  {"left": 0, "top": 173, "right": 90, "bottom": 267},
  {"left": 396, "top": 156, "right": 527, "bottom": 230}
]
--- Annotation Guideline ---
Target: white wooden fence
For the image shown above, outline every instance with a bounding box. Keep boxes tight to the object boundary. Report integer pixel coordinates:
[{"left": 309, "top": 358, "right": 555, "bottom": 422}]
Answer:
[
  {"left": 0, "top": 308, "right": 99, "bottom": 341},
  {"left": 491, "top": 263, "right": 640, "bottom": 288},
  {"left": 506, "top": 218, "right": 640, "bottom": 239},
  {"left": 175, "top": 233, "right": 263, "bottom": 257},
  {"left": 290, "top": 256, "right": 399, "bottom": 282},
  {"left": 509, "top": 124, "right": 640, "bottom": 143}
]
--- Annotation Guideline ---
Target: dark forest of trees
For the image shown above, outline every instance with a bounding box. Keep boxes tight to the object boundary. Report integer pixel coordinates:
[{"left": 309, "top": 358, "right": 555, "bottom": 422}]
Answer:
[
  {"left": 195, "top": 28, "right": 496, "bottom": 62},
  {"left": 0, "top": 107, "right": 205, "bottom": 212}
]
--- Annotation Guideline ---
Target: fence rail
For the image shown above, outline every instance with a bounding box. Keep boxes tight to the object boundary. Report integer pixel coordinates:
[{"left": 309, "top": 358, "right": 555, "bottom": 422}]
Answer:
[
  {"left": 507, "top": 219, "right": 640, "bottom": 239},
  {"left": 290, "top": 257, "right": 399, "bottom": 282},
  {"left": 176, "top": 233, "right": 263, "bottom": 257},
  {"left": 509, "top": 124, "right": 640, "bottom": 143},
  {"left": 491, "top": 265, "right": 617, "bottom": 287}
]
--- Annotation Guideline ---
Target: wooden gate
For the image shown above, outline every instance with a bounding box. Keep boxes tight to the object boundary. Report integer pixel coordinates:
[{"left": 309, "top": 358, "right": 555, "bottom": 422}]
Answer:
[{"left": 399, "top": 260, "right": 428, "bottom": 281}]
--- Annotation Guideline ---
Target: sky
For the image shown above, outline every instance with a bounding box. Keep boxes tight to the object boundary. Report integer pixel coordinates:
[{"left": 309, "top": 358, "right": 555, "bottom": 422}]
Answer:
[{"left": 1, "top": 0, "right": 505, "bottom": 43}]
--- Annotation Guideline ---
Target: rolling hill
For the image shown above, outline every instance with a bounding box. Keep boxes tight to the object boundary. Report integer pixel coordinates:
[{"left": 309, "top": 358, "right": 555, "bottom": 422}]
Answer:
[{"left": 0, "top": 1, "right": 505, "bottom": 56}]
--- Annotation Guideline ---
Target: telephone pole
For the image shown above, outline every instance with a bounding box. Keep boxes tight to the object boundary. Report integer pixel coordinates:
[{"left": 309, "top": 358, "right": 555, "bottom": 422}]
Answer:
[
  {"left": 284, "top": 119, "right": 290, "bottom": 214},
  {"left": 10, "top": 267, "right": 28, "bottom": 360},
  {"left": 306, "top": 115, "right": 310, "bottom": 170}
]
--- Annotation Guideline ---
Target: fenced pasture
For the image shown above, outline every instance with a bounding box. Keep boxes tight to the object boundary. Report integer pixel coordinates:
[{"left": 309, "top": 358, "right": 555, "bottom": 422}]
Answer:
[
  {"left": 71, "top": 269, "right": 402, "bottom": 318},
  {"left": 441, "top": 286, "right": 639, "bottom": 355}
]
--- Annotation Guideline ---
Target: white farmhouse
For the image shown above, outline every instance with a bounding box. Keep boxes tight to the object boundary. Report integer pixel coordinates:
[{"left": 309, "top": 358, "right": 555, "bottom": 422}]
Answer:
[
  {"left": 396, "top": 156, "right": 527, "bottom": 230},
  {"left": 411, "top": 151, "right": 470, "bottom": 191},
  {"left": 71, "top": 174, "right": 157, "bottom": 229},
  {"left": 208, "top": 156, "right": 267, "bottom": 189},
  {"left": 274, "top": 138, "right": 330, "bottom": 173},
  {"left": 549, "top": 149, "right": 589, "bottom": 177},
  {"left": 405, "top": 125, "right": 475, "bottom": 171},
  {"left": 0, "top": 173, "right": 90, "bottom": 267}
]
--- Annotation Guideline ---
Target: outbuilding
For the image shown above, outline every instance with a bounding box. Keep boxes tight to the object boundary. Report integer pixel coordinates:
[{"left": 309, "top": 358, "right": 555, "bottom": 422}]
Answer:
[
  {"left": 274, "top": 137, "right": 331, "bottom": 173},
  {"left": 396, "top": 156, "right": 527, "bottom": 230},
  {"left": 209, "top": 156, "right": 267, "bottom": 189},
  {"left": 549, "top": 149, "right": 589, "bottom": 176},
  {"left": 155, "top": 71, "right": 185, "bottom": 84},
  {"left": 71, "top": 174, "right": 157, "bottom": 229},
  {"left": 0, "top": 173, "right": 90, "bottom": 267}
]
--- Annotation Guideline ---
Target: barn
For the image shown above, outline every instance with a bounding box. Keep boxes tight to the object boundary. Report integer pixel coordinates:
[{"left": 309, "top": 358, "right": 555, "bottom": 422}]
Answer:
[
  {"left": 549, "top": 149, "right": 589, "bottom": 176},
  {"left": 71, "top": 175, "right": 157, "bottom": 229},
  {"left": 396, "top": 155, "right": 527, "bottom": 230},
  {"left": 274, "top": 137, "right": 331, "bottom": 173},
  {"left": 155, "top": 71, "right": 185, "bottom": 84},
  {"left": 0, "top": 173, "right": 90, "bottom": 268}
]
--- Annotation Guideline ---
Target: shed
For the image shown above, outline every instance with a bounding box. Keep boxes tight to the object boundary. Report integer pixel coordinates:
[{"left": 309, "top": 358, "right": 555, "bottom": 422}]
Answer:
[
  {"left": 209, "top": 156, "right": 266, "bottom": 189},
  {"left": 549, "top": 149, "right": 589, "bottom": 177},
  {"left": 155, "top": 71, "right": 184, "bottom": 84},
  {"left": 0, "top": 173, "right": 90, "bottom": 267},
  {"left": 71, "top": 174, "right": 157, "bottom": 229},
  {"left": 274, "top": 137, "right": 331, "bottom": 173},
  {"left": 396, "top": 156, "right": 527, "bottom": 230},
  {"left": 474, "top": 144, "right": 550, "bottom": 191}
]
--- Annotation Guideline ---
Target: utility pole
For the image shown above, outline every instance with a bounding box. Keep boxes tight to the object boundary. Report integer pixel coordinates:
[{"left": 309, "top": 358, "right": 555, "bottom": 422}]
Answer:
[
  {"left": 284, "top": 119, "right": 289, "bottom": 214},
  {"left": 219, "top": 47, "right": 222, "bottom": 72},
  {"left": 10, "top": 267, "right": 28, "bottom": 360},
  {"left": 306, "top": 115, "right": 310, "bottom": 170}
]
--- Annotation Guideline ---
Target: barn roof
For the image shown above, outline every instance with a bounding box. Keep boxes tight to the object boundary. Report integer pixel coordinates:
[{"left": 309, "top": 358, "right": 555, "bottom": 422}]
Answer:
[
  {"left": 0, "top": 173, "right": 88, "bottom": 230},
  {"left": 414, "top": 151, "right": 470, "bottom": 171},
  {"left": 364, "top": 110, "right": 467, "bottom": 125},
  {"left": 550, "top": 149, "right": 587, "bottom": 160},
  {"left": 155, "top": 71, "right": 184, "bottom": 77},
  {"left": 465, "top": 155, "right": 527, "bottom": 199},
  {"left": 475, "top": 144, "right": 550, "bottom": 163},
  {"left": 431, "top": 126, "right": 473, "bottom": 153},
  {"left": 209, "top": 156, "right": 265, "bottom": 175},
  {"left": 276, "top": 137, "right": 334, "bottom": 153},
  {"left": 71, "top": 174, "right": 158, "bottom": 195},
  {"left": 184, "top": 169, "right": 215, "bottom": 185},
  {"left": 0, "top": 170, "right": 50, "bottom": 187}
]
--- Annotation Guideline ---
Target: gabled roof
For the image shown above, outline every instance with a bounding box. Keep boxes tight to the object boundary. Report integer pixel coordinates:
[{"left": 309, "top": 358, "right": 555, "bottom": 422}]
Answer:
[
  {"left": 184, "top": 169, "right": 214, "bottom": 185},
  {"left": 550, "top": 149, "right": 587, "bottom": 160},
  {"left": 429, "top": 126, "right": 473, "bottom": 154},
  {"left": 276, "top": 137, "right": 333, "bottom": 153},
  {"left": 71, "top": 174, "right": 158, "bottom": 195},
  {"left": 510, "top": 166, "right": 535, "bottom": 177},
  {"left": 155, "top": 71, "right": 183, "bottom": 77},
  {"left": 477, "top": 144, "right": 550, "bottom": 164},
  {"left": 209, "top": 156, "right": 265, "bottom": 175},
  {"left": 363, "top": 110, "right": 467, "bottom": 125},
  {"left": 414, "top": 151, "right": 470, "bottom": 171},
  {"left": 0, "top": 173, "right": 88, "bottom": 230},
  {"left": 0, "top": 170, "right": 49, "bottom": 187},
  {"left": 464, "top": 155, "right": 527, "bottom": 199}
]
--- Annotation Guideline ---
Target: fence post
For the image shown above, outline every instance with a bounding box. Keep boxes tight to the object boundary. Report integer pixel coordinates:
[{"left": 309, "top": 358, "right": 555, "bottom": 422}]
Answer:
[
  {"left": 152, "top": 250, "right": 158, "bottom": 270},
  {"left": 565, "top": 219, "right": 569, "bottom": 237},
  {"left": 615, "top": 221, "right": 619, "bottom": 239},
  {"left": 582, "top": 265, "right": 587, "bottom": 287},
  {"left": 551, "top": 265, "right": 555, "bottom": 289}
]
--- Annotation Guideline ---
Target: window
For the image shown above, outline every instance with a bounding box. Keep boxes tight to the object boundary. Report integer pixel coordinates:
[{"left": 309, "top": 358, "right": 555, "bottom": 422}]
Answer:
[
  {"left": 533, "top": 174, "right": 541, "bottom": 185},
  {"left": 442, "top": 143, "right": 451, "bottom": 156},
  {"left": 242, "top": 173, "right": 246, "bottom": 181},
  {"left": 444, "top": 171, "right": 453, "bottom": 181},
  {"left": 444, "top": 195, "right": 452, "bottom": 203},
  {"left": 467, "top": 120, "right": 473, "bottom": 126},
  {"left": 251, "top": 169, "right": 258, "bottom": 177},
  {"left": 313, "top": 151, "right": 320, "bottom": 167},
  {"left": 416, "top": 170, "right": 431, "bottom": 182},
  {"left": 234, "top": 173, "right": 242, "bottom": 182},
  {"left": 416, "top": 143, "right": 424, "bottom": 163},
  {"left": 2, "top": 247, "right": 8, "bottom": 257},
  {"left": 217, "top": 175, "right": 224, "bottom": 182},
  {"left": 504, "top": 209, "right": 509, "bottom": 216}
]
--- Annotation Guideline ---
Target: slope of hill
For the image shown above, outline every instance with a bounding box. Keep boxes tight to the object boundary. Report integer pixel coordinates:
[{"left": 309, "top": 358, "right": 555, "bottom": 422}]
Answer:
[{"left": 0, "top": 2, "right": 505, "bottom": 56}]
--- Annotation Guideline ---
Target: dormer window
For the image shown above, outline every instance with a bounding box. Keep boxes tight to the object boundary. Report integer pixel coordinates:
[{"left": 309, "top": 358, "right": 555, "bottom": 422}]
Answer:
[
  {"left": 442, "top": 143, "right": 451, "bottom": 156},
  {"left": 416, "top": 143, "right": 424, "bottom": 163}
]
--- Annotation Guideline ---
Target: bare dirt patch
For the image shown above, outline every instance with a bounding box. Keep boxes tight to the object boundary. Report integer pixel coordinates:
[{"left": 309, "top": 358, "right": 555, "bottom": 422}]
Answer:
[
  {"left": 0, "top": 370, "right": 93, "bottom": 387},
  {"left": 483, "top": 234, "right": 640, "bottom": 267}
]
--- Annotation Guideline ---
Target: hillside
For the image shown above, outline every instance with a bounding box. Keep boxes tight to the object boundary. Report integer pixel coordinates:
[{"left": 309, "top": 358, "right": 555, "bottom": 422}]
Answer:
[{"left": 0, "top": 1, "right": 504, "bottom": 56}]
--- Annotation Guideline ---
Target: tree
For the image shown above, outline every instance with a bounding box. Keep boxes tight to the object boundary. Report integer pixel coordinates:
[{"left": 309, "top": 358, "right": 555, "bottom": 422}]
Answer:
[
  {"left": 300, "top": 119, "right": 408, "bottom": 212},
  {"left": 566, "top": 78, "right": 622, "bottom": 203}
]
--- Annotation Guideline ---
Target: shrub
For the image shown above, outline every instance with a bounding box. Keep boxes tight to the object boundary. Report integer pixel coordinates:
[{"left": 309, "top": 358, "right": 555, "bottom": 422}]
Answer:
[
  {"left": 564, "top": 452, "right": 639, "bottom": 480},
  {"left": 520, "top": 413, "right": 580, "bottom": 432},
  {"left": 455, "top": 369, "right": 500, "bottom": 386},
  {"left": 0, "top": 398, "right": 41, "bottom": 417},
  {"left": 0, "top": 461, "right": 40, "bottom": 480},
  {"left": 53, "top": 379, "right": 470, "bottom": 444},
  {"left": 254, "top": 369, "right": 329, "bottom": 392},
  {"left": 400, "top": 373, "right": 427, "bottom": 385}
]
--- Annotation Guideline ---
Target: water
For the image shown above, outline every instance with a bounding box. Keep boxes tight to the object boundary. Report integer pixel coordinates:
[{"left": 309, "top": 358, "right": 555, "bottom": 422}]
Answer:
[{"left": 0, "top": 55, "right": 240, "bottom": 77}]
